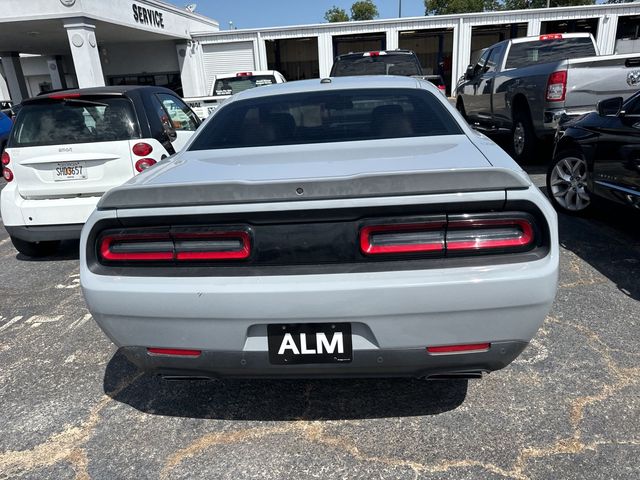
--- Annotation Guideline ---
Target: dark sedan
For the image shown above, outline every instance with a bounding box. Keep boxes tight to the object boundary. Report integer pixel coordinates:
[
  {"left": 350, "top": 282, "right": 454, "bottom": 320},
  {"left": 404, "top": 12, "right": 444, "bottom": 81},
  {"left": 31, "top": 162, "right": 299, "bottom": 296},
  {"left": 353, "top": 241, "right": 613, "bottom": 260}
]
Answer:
[{"left": 547, "top": 93, "right": 640, "bottom": 213}]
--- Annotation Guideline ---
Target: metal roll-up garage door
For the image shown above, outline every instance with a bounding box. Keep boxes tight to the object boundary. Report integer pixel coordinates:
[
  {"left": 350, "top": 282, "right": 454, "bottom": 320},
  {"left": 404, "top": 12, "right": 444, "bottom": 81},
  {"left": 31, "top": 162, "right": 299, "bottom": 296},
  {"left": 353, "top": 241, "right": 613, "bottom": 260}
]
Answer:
[{"left": 202, "top": 42, "right": 256, "bottom": 92}]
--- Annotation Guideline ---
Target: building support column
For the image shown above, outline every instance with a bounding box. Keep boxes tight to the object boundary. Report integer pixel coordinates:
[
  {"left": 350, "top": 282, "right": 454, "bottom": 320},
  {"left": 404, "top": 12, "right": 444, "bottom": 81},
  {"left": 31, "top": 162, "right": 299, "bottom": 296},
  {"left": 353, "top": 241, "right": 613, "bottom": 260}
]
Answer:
[
  {"left": 63, "top": 18, "right": 105, "bottom": 88},
  {"left": 317, "top": 32, "right": 333, "bottom": 78},
  {"left": 527, "top": 19, "right": 541, "bottom": 37},
  {"left": 0, "top": 53, "right": 29, "bottom": 103},
  {"left": 385, "top": 28, "right": 399, "bottom": 51},
  {"left": 47, "top": 56, "right": 67, "bottom": 90},
  {"left": 177, "top": 41, "right": 207, "bottom": 97},
  {"left": 597, "top": 14, "right": 619, "bottom": 55}
]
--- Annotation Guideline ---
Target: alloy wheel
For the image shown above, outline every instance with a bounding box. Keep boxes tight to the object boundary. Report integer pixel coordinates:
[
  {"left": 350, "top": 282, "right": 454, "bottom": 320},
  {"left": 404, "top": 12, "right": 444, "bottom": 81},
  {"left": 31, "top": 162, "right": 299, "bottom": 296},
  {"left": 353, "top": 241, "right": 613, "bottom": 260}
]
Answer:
[
  {"left": 513, "top": 122, "right": 525, "bottom": 157},
  {"left": 549, "top": 156, "right": 591, "bottom": 211}
]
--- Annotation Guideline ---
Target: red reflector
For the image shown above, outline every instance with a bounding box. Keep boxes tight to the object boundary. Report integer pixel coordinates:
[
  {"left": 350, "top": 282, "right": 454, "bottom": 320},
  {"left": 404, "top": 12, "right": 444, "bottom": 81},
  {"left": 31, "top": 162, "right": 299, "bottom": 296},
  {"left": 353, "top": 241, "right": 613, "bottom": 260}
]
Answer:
[
  {"left": 132, "top": 142, "right": 153, "bottom": 157},
  {"left": 427, "top": 343, "right": 490, "bottom": 354},
  {"left": 2, "top": 167, "right": 14, "bottom": 182},
  {"left": 446, "top": 218, "right": 534, "bottom": 251},
  {"left": 360, "top": 223, "right": 445, "bottom": 255},
  {"left": 546, "top": 70, "right": 567, "bottom": 102},
  {"left": 100, "top": 234, "right": 174, "bottom": 261},
  {"left": 174, "top": 231, "right": 251, "bottom": 261},
  {"left": 147, "top": 348, "right": 202, "bottom": 357},
  {"left": 236, "top": 72, "right": 253, "bottom": 77},
  {"left": 135, "top": 158, "right": 157, "bottom": 172},
  {"left": 1, "top": 152, "right": 9, "bottom": 166},
  {"left": 539, "top": 34, "right": 563, "bottom": 41},
  {"left": 48, "top": 93, "right": 82, "bottom": 100}
]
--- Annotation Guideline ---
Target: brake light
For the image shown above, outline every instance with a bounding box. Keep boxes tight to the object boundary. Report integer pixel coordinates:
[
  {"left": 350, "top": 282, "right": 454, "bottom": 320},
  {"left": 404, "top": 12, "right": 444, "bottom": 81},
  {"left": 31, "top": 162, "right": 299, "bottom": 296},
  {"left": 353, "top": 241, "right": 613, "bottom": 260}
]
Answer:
[
  {"left": 48, "top": 93, "right": 82, "bottom": 100},
  {"left": 540, "top": 34, "right": 563, "bottom": 41},
  {"left": 1, "top": 152, "right": 9, "bottom": 165},
  {"left": 364, "top": 51, "right": 386, "bottom": 57},
  {"left": 135, "top": 158, "right": 157, "bottom": 172},
  {"left": 98, "top": 229, "right": 252, "bottom": 263},
  {"left": 132, "top": 142, "right": 153, "bottom": 157},
  {"left": 427, "top": 343, "right": 491, "bottom": 354},
  {"left": 236, "top": 72, "right": 253, "bottom": 77},
  {"left": 446, "top": 218, "right": 534, "bottom": 251},
  {"left": 437, "top": 85, "right": 446, "bottom": 92},
  {"left": 546, "top": 70, "right": 567, "bottom": 102},
  {"left": 360, "top": 223, "right": 445, "bottom": 255},
  {"left": 147, "top": 348, "right": 201, "bottom": 357},
  {"left": 2, "top": 167, "right": 13, "bottom": 182}
]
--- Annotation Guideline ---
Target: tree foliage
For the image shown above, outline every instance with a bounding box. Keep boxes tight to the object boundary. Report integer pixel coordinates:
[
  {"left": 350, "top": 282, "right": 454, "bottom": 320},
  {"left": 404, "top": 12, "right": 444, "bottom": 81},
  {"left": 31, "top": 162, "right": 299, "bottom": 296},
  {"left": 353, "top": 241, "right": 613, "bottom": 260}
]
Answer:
[
  {"left": 324, "top": 6, "right": 349, "bottom": 23},
  {"left": 351, "top": 0, "right": 379, "bottom": 21},
  {"left": 425, "top": 0, "right": 595, "bottom": 15}
]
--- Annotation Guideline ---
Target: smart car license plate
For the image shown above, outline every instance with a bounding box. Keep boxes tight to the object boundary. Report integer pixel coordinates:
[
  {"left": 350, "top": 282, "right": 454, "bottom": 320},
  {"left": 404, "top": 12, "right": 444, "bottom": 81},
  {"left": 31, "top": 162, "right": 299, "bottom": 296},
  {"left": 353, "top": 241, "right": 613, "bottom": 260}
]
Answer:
[
  {"left": 267, "top": 323, "right": 353, "bottom": 365},
  {"left": 55, "top": 161, "right": 87, "bottom": 181}
]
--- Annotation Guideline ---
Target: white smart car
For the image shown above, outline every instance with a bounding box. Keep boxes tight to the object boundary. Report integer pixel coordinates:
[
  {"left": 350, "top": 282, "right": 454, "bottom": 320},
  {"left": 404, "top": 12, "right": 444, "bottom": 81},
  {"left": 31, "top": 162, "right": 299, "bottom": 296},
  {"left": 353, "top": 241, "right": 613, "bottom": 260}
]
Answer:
[{"left": 81, "top": 76, "right": 558, "bottom": 379}]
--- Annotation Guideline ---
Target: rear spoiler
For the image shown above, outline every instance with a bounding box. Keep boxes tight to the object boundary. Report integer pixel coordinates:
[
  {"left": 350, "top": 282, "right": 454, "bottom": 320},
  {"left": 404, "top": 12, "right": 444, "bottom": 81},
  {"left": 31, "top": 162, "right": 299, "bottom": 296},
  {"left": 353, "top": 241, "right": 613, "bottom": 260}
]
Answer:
[{"left": 98, "top": 168, "right": 530, "bottom": 210}]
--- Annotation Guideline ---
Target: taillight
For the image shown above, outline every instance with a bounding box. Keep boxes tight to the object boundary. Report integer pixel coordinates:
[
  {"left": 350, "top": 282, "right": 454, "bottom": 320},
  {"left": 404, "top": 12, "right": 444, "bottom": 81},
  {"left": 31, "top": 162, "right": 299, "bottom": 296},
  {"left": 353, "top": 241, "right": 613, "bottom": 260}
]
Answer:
[
  {"left": 98, "top": 229, "right": 251, "bottom": 263},
  {"left": 236, "top": 72, "right": 253, "bottom": 77},
  {"left": 546, "top": 70, "right": 567, "bottom": 102},
  {"left": 135, "top": 158, "right": 157, "bottom": 172},
  {"left": 2, "top": 167, "right": 13, "bottom": 182},
  {"left": 132, "top": 142, "right": 153, "bottom": 157},
  {"left": 539, "top": 34, "right": 563, "bottom": 41},
  {"left": 1, "top": 152, "right": 9, "bottom": 166},
  {"left": 446, "top": 218, "right": 534, "bottom": 252},
  {"left": 360, "top": 222, "right": 445, "bottom": 255},
  {"left": 427, "top": 343, "right": 491, "bottom": 355},
  {"left": 437, "top": 85, "right": 446, "bottom": 92}
]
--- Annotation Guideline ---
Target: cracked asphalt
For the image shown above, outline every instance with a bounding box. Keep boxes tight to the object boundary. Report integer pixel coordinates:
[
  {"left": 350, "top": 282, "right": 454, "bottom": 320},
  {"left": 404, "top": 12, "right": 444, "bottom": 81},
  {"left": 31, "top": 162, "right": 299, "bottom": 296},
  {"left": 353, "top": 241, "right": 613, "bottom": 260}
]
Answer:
[{"left": 0, "top": 173, "right": 639, "bottom": 480}]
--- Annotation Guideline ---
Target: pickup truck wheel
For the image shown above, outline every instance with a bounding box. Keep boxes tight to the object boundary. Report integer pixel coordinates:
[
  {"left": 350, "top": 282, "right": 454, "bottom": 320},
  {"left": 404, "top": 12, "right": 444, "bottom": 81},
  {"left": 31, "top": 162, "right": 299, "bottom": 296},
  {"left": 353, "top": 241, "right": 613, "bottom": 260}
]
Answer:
[
  {"left": 547, "top": 151, "right": 592, "bottom": 214},
  {"left": 9, "top": 236, "right": 60, "bottom": 258},
  {"left": 511, "top": 110, "right": 536, "bottom": 163}
]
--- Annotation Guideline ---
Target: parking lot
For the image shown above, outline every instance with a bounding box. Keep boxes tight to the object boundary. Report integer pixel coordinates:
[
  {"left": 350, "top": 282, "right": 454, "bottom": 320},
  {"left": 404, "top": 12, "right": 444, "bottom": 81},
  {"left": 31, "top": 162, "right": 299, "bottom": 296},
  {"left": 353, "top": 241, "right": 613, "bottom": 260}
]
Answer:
[{"left": 0, "top": 171, "right": 638, "bottom": 480}]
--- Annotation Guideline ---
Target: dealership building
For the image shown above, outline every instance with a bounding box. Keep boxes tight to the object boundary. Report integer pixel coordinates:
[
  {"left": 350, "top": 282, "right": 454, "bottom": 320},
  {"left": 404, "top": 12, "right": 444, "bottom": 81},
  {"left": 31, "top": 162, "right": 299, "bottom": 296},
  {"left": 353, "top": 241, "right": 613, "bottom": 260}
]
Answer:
[{"left": 2, "top": 1, "right": 640, "bottom": 101}]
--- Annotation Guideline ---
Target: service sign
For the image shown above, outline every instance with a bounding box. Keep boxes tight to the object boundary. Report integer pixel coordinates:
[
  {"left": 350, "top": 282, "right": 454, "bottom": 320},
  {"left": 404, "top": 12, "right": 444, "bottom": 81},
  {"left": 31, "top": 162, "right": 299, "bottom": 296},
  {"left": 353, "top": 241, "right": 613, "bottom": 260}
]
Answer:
[{"left": 132, "top": 3, "right": 165, "bottom": 29}]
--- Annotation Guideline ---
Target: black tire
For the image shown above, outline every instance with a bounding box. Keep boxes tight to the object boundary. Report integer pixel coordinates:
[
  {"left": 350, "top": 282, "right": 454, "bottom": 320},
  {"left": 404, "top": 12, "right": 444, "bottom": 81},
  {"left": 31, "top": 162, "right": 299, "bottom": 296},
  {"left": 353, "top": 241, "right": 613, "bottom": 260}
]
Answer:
[
  {"left": 511, "top": 108, "right": 537, "bottom": 163},
  {"left": 456, "top": 98, "right": 468, "bottom": 121},
  {"left": 546, "top": 150, "right": 592, "bottom": 215},
  {"left": 10, "top": 236, "right": 60, "bottom": 258}
]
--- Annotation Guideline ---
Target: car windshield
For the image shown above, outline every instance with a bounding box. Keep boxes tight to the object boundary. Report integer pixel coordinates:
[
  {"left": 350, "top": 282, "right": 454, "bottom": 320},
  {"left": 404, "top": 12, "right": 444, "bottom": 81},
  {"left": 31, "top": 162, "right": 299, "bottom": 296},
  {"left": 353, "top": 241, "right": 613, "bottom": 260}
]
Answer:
[
  {"left": 10, "top": 97, "right": 140, "bottom": 147},
  {"left": 213, "top": 75, "right": 277, "bottom": 96},
  {"left": 505, "top": 37, "right": 596, "bottom": 69},
  {"left": 189, "top": 88, "right": 461, "bottom": 151},
  {"left": 331, "top": 54, "right": 421, "bottom": 77}
]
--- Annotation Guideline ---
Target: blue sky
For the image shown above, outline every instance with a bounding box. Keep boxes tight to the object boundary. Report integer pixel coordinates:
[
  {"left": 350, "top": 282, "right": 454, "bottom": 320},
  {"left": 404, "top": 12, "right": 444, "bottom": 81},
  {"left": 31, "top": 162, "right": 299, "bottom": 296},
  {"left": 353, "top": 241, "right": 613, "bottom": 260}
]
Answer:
[{"left": 167, "top": 1, "right": 427, "bottom": 29}]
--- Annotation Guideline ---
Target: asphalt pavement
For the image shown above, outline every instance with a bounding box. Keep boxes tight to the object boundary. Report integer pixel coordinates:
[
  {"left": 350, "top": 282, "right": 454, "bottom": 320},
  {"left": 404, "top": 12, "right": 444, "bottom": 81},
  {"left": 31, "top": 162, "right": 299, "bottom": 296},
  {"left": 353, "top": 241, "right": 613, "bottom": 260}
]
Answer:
[{"left": 0, "top": 173, "right": 639, "bottom": 480}]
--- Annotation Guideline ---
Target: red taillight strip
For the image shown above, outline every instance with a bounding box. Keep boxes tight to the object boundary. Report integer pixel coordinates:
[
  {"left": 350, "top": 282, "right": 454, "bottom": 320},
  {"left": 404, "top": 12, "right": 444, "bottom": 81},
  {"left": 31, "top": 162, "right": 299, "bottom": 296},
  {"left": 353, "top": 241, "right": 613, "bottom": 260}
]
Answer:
[
  {"left": 100, "top": 234, "right": 174, "bottom": 261},
  {"left": 147, "top": 348, "right": 202, "bottom": 357},
  {"left": 446, "top": 218, "right": 534, "bottom": 251},
  {"left": 174, "top": 231, "right": 251, "bottom": 261},
  {"left": 360, "top": 223, "right": 446, "bottom": 255},
  {"left": 427, "top": 343, "right": 491, "bottom": 354}
]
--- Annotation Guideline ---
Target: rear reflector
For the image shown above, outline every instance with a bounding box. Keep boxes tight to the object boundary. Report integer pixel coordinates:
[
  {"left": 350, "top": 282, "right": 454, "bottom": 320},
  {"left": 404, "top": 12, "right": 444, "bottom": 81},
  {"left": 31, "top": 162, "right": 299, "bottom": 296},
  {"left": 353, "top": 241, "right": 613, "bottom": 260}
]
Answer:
[
  {"left": 446, "top": 218, "right": 534, "bottom": 251},
  {"left": 132, "top": 142, "right": 153, "bottom": 157},
  {"left": 99, "top": 229, "right": 252, "bottom": 263},
  {"left": 135, "top": 158, "right": 157, "bottom": 172},
  {"left": 546, "top": 70, "right": 567, "bottom": 102},
  {"left": 147, "top": 348, "right": 202, "bottom": 357},
  {"left": 360, "top": 223, "right": 446, "bottom": 255},
  {"left": 2, "top": 167, "right": 14, "bottom": 182},
  {"left": 1, "top": 152, "right": 9, "bottom": 166},
  {"left": 427, "top": 343, "right": 491, "bottom": 354},
  {"left": 540, "top": 34, "right": 563, "bottom": 41}
]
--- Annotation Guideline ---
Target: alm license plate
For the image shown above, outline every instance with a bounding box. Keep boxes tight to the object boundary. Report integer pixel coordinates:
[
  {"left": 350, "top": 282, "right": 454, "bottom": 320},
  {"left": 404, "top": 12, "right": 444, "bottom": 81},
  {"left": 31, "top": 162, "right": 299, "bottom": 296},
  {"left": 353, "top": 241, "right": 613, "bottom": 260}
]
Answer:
[
  {"left": 267, "top": 323, "right": 353, "bottom": 365},
  {"left": 55, "top": 161, "right": 87, "bottom": 181}
]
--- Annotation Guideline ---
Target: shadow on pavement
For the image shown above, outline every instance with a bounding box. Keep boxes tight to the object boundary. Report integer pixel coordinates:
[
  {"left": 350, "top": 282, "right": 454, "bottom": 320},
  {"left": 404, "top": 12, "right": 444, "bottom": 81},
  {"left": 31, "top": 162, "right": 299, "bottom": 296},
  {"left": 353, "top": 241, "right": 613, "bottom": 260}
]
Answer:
[
  {"left": 104, "top": 351, "right": 468, "bottom": 421},
  {"left": 15, "top": 240, "right": 80, "bottom": 262}
]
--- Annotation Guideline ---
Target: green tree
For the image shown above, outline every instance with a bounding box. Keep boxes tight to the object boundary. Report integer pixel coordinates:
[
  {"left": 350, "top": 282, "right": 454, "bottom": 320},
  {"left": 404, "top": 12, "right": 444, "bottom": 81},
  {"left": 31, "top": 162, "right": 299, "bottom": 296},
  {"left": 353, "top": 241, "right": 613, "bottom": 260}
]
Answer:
[
  {"left": 503, "top": 0, "right": 594, "bottom": 8},
  {"left": 424, "top": 0, "right": 493, "bottom": 15},
  {"left": 324, "top": 6, "right": 349, "bottom": 22},
  {"left": 351, "top": 0, "right": 379, "bottom": 21}
]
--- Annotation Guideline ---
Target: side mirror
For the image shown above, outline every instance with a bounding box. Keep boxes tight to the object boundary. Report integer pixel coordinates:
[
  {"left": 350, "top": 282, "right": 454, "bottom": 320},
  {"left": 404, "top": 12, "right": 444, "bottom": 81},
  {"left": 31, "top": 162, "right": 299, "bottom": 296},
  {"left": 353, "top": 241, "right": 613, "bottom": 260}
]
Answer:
[
  {"left": 465, "top": 64, "right": 474, "bottom": 80},
  {"left": 160, "top": 115, "right": 178, "bottom": 142},
  {"left": 597, "top": 97, "right": 623, "bottom": 117}
]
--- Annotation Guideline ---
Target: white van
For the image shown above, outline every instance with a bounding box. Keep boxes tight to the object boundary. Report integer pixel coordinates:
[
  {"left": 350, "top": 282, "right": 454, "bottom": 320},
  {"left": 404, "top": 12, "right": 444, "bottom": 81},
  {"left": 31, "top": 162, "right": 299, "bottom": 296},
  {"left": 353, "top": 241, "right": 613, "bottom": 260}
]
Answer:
[{"left": 1, "top": 86, "right": 200, "bottom": 257}]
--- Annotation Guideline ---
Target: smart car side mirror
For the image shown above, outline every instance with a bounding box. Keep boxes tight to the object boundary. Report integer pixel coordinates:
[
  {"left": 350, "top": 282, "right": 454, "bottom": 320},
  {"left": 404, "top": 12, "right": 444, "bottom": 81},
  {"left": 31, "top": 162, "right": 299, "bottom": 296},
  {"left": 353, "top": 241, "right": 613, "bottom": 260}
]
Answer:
[
  {"left": 597, "top": 97, "right": 623, "bottom": 117},
  {"left": 465, "top": 64, "right": 474, "bottom": 80}
]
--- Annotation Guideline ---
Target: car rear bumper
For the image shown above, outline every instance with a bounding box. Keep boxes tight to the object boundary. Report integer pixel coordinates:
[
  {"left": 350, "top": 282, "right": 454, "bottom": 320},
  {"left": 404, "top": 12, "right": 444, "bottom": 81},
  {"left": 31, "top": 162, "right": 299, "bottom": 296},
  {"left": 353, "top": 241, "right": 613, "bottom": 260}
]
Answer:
[
  {"left": 5, "top": 224, "right": 83, "bottom": 242},
  {"left": 119, "top": 340, "right": 529, "bottom": 379}
]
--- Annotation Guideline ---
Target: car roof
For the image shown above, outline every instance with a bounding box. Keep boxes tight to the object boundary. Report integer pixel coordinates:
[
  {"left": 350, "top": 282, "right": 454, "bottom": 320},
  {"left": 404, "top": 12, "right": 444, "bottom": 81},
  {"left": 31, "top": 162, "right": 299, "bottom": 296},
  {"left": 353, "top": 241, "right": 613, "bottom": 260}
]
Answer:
[
  {"left": 20, "top": 85, "right": 174, "bottom": 104},
  {"left": 336, "top": 49, "right": 416, "bottom": 59},
  {"left": 216, "top": 71, "right": 281, "bottom": 78},
  {"left": 231, "top": 75, "right": 423, "bottom": 102}
]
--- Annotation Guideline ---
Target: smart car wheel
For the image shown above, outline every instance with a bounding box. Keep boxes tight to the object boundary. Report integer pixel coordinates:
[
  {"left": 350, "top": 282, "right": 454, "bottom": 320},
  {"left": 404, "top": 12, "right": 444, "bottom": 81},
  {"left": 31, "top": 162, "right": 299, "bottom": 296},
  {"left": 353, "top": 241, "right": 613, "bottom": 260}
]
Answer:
[
  {"left": 547, "top": 151, "right": 592, "bottom": 214},
  {"left": 10, "top": 236, "right": 60, "bottom": 258}
]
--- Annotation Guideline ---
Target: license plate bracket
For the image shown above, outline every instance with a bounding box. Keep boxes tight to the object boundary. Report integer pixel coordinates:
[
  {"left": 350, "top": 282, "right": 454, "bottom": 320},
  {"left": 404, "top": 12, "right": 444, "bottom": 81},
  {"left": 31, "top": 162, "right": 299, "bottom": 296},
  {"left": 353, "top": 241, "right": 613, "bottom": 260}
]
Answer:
[{"left": 267, "top": 323, "right": 353, "bottom": 365}]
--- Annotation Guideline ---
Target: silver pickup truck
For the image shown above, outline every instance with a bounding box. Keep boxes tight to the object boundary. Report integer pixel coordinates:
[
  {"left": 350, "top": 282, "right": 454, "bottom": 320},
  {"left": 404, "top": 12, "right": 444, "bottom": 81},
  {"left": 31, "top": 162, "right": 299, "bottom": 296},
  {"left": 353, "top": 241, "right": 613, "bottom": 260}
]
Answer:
[{"left": 455, "top": 33, "right": 640, "bottom": 162}]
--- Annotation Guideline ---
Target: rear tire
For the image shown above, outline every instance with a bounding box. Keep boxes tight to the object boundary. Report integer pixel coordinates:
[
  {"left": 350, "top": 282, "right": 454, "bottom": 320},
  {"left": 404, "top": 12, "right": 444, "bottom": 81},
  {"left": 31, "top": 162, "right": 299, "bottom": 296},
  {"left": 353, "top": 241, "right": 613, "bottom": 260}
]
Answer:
[
  {"left": 546, "top": 150, "right": 592, "bottom": 215},
  {"left": 456, "top": 98, "right": 468, "bottom": 122},
  {"left": 511, "top": 108, "right": 537, "bottom": 163},
  {"left": 10, "top": 236, "right": 60, "bottom": 258}
]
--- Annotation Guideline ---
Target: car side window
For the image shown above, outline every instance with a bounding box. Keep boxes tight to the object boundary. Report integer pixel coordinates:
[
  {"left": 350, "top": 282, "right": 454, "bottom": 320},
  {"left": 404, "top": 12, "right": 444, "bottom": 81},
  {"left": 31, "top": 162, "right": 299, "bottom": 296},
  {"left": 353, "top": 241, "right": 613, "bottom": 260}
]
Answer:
[
  {"left": 484, "top": 45, "right": 505, "bottom": 73},
  {"left": 624, "top": 96, "right": 640, "bottom": 116},
  {"left": 156, "top": 94, "right": 200, "bottom": 131},
  {"left": 473, "top": 49, "right": 491, "bottom": 77}
]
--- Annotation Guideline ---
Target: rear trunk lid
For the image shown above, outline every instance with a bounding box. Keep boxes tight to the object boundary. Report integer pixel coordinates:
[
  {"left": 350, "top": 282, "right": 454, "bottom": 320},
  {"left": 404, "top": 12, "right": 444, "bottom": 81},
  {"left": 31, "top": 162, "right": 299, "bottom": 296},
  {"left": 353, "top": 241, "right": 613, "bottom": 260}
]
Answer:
[
  {"left": 8, "top": 95, "right": 141, "bottom": 199},
  {"left": 98, "top": 135, "right": 530, "bottom": 210}
]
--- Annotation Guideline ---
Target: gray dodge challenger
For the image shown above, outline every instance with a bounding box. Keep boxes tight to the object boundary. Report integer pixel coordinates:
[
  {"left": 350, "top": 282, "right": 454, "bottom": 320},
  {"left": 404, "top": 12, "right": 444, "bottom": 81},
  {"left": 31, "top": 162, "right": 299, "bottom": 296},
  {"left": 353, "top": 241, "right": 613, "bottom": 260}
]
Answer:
[{"left": 80, "top": 76, "right": 559, "bottom": 379}]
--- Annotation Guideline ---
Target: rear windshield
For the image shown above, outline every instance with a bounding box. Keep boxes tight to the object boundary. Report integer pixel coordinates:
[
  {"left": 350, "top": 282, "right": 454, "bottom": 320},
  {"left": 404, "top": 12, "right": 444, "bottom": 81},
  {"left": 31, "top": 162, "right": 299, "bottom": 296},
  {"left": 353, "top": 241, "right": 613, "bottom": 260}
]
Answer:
[
  {"left": 331, "top": 54, "right": 422, "bottom": 77},
  {"left": 505, "top": 37, "right": 596, "bottom": 69},
  {"left": 189, "top": 88, "right": 461, "bottom": 151},
  {"left": 10, "top": 97, "right": 140, "bottom": 147},
  {"left": 213, "top": 76, "right": 277, "bottom": 96}
]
